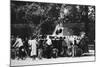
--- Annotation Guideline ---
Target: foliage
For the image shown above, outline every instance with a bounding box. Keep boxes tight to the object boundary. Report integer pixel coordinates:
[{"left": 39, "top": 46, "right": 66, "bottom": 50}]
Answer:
[{"left": 11, "top": 1, "right": 95, "bottom": 36}]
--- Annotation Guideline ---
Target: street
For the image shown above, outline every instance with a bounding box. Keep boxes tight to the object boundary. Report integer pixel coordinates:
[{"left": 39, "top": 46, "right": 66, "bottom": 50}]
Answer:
[{"left": 11, "top": 50, "right": 95, "bottom": 66}]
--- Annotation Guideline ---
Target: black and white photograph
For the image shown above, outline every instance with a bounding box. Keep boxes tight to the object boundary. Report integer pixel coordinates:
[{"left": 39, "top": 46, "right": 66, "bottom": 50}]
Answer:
[{"left": 10, "top": 0, "right": 95, "bottom": 66}]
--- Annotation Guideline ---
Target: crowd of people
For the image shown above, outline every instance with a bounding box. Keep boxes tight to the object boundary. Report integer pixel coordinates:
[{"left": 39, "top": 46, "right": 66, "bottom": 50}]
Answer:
[{"left": 11, "top": 32, "right": 89, "bottom": 60}]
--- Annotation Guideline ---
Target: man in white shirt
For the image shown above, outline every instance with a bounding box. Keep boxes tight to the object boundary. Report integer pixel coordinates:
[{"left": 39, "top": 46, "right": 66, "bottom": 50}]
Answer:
[
  {"left": 13, "top": 36, "right": 23, "bottom": 48},
  {"left": 13, "top": 36, "right": 24, "bottom": 59},
  {"left": 45, "top": 35, "right": 53, "bottom": 58}
]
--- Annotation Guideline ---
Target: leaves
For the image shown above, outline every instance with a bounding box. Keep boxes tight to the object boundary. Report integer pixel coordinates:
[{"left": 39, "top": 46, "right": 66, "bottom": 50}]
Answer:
[{"left": 11, "top": 1, "right": 95, "bottom": 36}]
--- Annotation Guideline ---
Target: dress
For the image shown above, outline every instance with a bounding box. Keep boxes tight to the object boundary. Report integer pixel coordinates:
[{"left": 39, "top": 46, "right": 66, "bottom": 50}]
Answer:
[{"left": 28, "top": 39, "right": 37, "bottom": 56}]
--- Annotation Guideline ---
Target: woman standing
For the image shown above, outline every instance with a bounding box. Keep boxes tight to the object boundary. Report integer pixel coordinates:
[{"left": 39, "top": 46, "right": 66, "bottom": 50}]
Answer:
[{"left": 28, "top": 37, "right": 38, "bottom": 60}]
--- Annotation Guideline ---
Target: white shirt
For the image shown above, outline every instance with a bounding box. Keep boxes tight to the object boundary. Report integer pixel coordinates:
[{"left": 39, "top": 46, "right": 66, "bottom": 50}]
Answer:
[{"left": 14, "top": 38, "right": 23, "bottom": 47}]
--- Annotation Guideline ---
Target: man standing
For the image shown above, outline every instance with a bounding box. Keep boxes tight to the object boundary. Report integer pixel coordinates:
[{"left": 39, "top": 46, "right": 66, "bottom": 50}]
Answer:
[
  {"left": 79, "top": 32, "right": 89, "bottom": 53},
  {"left": 13, "top": 36, "right": 23, "bottom": 59},
  {"left": 45, "top": 35, "right": 52, "bottom": 58}
]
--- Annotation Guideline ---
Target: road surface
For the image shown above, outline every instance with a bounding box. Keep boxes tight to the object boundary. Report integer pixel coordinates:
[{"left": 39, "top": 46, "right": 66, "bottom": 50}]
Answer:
[{"left": 11, "top": 50, "right": 95, "bottom": 66}]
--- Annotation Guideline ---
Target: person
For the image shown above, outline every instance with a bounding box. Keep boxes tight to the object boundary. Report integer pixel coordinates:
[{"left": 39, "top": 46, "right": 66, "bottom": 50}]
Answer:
[
  {"left": 37, "top": 38, "right": 44, "bottom": 59},
  {"left": 13, "top": 36, "right": 23, "bottom": 48},
  {"left": 45, "top": 35, "right": 52, "bottom": 58},
  {"left": 28, "top": 37, "right": 32, "bottom": 57},
  {"left": 24, "top": 37, "right": 30, "bottom": 57},
  {"left": 13, "top": 36, "right": 24, "bottom": 59},
  {"left": 46, "top": 36, "right": 52, "bottom": 46},
  {"left": 11, "top": 35, "right": 16, "bottom": 59},
  {"left": 28, "top": 36, "right": 38, "bottom": 60},
  {"left": 11, "top": 35, "right": 15, "bottom": 47},
  {"left": 79, "top": 32, "right": 89, "bottom": 53},
  {"left": 72, "top": 39, "right": 83, "bottom": 57}
]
